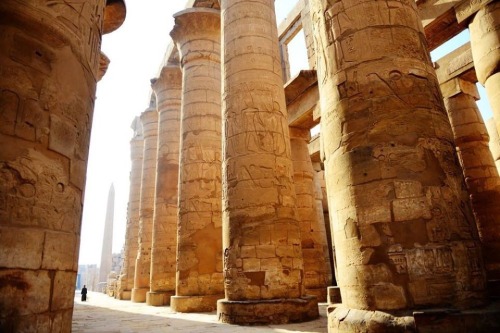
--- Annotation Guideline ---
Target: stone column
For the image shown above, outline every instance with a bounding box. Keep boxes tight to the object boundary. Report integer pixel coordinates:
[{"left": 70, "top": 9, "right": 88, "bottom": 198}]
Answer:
[
  {"left": 0, "top": 1, "right": 106, "bottom": 330},
  {"left": 131, "top": 108, "right": 158, "bottom": 303},
  {"left": 470, "top": 2, "right": 500, "bottom": 136},
  {"left": 217, "top": 0, "right": 319, "bottom": 325},
  {"left": 486, "top": 118, "right": 500, "bottom": 173},
  {"left": 290, "top": 127, "right": 329, "bottom": 301},
  {"left": 310, "top": 0, "right": 486, "bottom": 330},
  {"left": 169, "top": 8, "right": 224, "bottom": 313},
  {"left": 146, "top": 65, "right": 182, "bottom": 306},
  {"left": 442, "top": 78, "right": 500, "bottom": 280},
  {"left": 116, "top": 119, "right": 143, "bottom": 300}
]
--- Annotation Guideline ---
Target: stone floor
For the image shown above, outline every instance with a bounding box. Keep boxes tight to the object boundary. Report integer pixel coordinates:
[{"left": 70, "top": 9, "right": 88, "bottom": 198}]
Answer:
[{"left": 72, "top": 291, "right": 328, "bottom": 333}]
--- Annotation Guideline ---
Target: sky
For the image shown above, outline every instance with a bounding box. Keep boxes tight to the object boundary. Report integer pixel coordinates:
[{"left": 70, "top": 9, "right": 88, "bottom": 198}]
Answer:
[{"left": 78, "top": 0, "right": 494, "bottom": 265}]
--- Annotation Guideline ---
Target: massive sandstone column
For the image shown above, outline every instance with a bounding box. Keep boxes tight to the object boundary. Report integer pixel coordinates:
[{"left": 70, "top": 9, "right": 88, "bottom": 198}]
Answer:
[
  {"left": 442, "top": 78, "right": 500, "bottom": 280},
  {"left": 0, "top": 0, "right": 107, "bottom": 330},
  {"left": 470, "top": 2, "right": 500, "bottom": 136},
  {"left": 310, "top": 0, "right": 486, "bottom": 330},
  {"left": 116, "top": 119, "right": 144, "bottom": 300},
  {"left": 486, "top": 118, "right": 500, "bottom": 173},
  {"left": 131, "top": 108, "right": 158, "bottom": 303},
  {"left": 217, "top": 0, "right": 319, "bottom": 325},
  {"left": 146, "top": 65, "right": 182, "bottom": 306},
  {"left": 169, "top": 8, "right": 224, "bottom": 312},
  {"left": 290, "top": 127, "right": 330, "bottom": 301}
]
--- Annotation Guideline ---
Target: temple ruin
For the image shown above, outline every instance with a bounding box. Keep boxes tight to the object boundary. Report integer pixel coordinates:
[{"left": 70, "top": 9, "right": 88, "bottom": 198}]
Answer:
[{"left": 2, "top": 0, "right": 500, "bottom": 332}]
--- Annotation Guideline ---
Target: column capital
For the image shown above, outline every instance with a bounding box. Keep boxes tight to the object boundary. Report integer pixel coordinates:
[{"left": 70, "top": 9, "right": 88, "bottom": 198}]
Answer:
[
  {"left": 170, "top": 8, "right": 220, "bottom": 45},
  {"left": 440, "top": 77, "right": 480, "bottom": 99},
  {"left": 151, "top": 65, "right": 182, "bottom": 95},
  {"left": 140, "top": 107, "right": 158, "bottom": 125}
]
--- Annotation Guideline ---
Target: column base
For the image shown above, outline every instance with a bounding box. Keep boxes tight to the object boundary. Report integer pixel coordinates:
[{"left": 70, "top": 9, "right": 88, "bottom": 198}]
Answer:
[
  {"left": 217, "top": 296, "right": 319, "bottom": 325},
  {"left": 146, "top": 291, "right": 174, "bottom": 306},
  {"left": 328, "top": 304, "right": 415, "bottom": 333},
  {"left": 328, "top": 302, "right": 500, "bottom": 333},
  {"left": 115, "top": 290, "right": 131, "bottom": 300},
  {"left": 171, "top": 294, "right": 224, "bottom": 313},
  {"left": 131, "top": 288, "right": 148, "bottom": 303}
]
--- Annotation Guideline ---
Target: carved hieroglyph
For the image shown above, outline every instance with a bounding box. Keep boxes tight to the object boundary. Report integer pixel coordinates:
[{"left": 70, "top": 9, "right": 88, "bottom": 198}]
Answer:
[
  {"left": 442, "top": 78, "right": 500, "bottom": 280},
  {"left": 132, "top": 108, "right": 158, "bottom": 303},
  {"left": 290, "top": 128, "right": 330, "bottom": 301},
  {"left": 0, "top": 0, "right": 105, "bottom": 330},
  {"left": 486, "top": 118, "right": 500, "bottom": 173},
  {"left": 217, "top": 0, "right": 319, "bottom": 325},
  {"left": 169, "top": 8, "right": 224, "bottom": 313},
  {"left": 116, "top": 119, "right": 143, "bottom": 300},
  {"left": 470, "top": 1, "right": 500, "bottom": 136},
  {"left": 310, "top": 0, "right": 486, "bottom": 328},
  {"left": 147, "top": 65, "right": 182, "bottom": 306}
]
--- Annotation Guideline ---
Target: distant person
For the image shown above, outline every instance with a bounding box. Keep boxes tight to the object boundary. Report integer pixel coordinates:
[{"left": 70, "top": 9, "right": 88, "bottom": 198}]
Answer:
[{"left": 81, "top": 285, "right": 88, "bottom": 302}]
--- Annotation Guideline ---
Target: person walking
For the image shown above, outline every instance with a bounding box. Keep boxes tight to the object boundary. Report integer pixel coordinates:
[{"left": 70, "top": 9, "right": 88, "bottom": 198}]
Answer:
[{"left": 81, "top": 285, "right": 88, "bottom": 302}]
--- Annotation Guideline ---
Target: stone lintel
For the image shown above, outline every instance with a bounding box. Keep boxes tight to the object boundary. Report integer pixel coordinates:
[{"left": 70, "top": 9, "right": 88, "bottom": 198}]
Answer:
[
  {"left": 285, "top": 70, "right": 320, "bottom": 129},
  {"left": 308, "top": 134, "right": 320, "bottom": 163},
  {"left": 171, "top": 295, "right": 224, "bottom": 313},
  {"left": 278, "top": 0, "right": 305, "bottom": 41},
  {"left": 455, "top": 0, "right": 495, "bottom": 23},
  {"left": 435, "top": 42, "right": 476, "bottom": 85},
  {"left": 103, "top": 0, "right": 127, "bottom": 34},
  {"left": 217, "top": 296, "right": 319, "bottom": 325},
  {"left": 440, "top": 77, "right": 480, "bottom": 99}
]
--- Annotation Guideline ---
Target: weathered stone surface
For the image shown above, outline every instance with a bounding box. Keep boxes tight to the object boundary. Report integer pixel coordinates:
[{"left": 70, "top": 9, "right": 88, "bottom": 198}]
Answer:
[
  {"left": 116, "top": 119, "right": 143, "bottom": 300},
  {"left": 443, "top": 79, "right": 500, "bottom": 280},
  {"left": 218, "top": 0, "right": 319, "bottom": 325},
  {"left": 169, "top": 7, "right": 224, "bottom": 312},
  {"left": 218, "top": 296, "right": 319, "bottom": 325},
  {"left": 147, "top": 65, "right": 182, "bottom": 306},
  {"left": 486, "top": 118, "right": 500, "bottom": 173},
  {"left": 310, "top": 1, "right": 487, "bottom": 330},
  {"left": 290, "top": 128, "right": 330, "bottom": 301},
  {"left": 0, "top": 0, "right": 107, "bottom": 328},
  {"left": 470, "top": 1, "right": 500, "bottom": 137},
  {"left": 132, "top": 108, "right": 158, "bottom": 303}
]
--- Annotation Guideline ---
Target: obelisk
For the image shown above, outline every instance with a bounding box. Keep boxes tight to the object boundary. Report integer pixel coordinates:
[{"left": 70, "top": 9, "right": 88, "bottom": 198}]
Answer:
[{"left": 99, "top": 184, "right": 115, "bottom": 284}]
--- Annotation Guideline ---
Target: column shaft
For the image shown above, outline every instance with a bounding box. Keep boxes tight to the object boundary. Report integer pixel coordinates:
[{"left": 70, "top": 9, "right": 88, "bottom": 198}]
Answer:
[
  {"left": 290, "top": 128, "right": 330, "bottom": 301},
  {"left": 217, "top": 0, "right": 319, "bottom": 325},
  {"left": 0, "top": 0, "right": 105, "bottom": 330},
  {"left": 131, "top": 109, "right": 158, "bottom": 302},
  {"left": 486, "top": 118, "right": 500, "bottom": 174},
  {"left": 169, "top": 8, "right": 224, "bottom": 313},
  {"left": 470, "top": 2, "right": 500, "bottom": 136},
  {"left": 117, "top": 121, "right": 143, "bottom": 300},
  {"left": 310, "top": 0, "right": 486, "bottom": 330},
  {"left": 443, "top": 79, "right": 500, "bottom": 280},
  {"left": 147, "top": 66, "right": 182, "bottom": 306}
]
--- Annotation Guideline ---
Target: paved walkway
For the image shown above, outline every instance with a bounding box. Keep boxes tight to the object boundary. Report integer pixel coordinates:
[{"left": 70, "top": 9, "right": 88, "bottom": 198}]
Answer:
[{"left": 72, "top": 291, "right": 328, "bottom": 333}]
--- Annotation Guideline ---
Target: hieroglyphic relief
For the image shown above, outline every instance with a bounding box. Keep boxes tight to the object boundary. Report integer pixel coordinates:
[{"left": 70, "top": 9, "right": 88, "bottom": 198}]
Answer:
[
  {"left": 309, "top": 0, "right": 487, "bottom": 315},
  {"left": 170, "top": 8, "right": 224, "bottom": 312}
]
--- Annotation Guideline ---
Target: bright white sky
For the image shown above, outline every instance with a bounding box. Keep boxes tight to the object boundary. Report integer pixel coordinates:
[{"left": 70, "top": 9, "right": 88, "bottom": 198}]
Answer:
[{"left": 79, "top": 0, "right": 493, "bottom": 265}]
